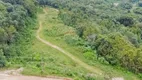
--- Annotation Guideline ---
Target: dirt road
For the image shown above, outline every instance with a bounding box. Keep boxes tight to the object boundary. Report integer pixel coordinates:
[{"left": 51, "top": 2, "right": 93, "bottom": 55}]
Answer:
[
  {"left": 0, "top": 68, "right": 71, "bottom": 80},
  {"left": 0, "top": 75, "right": 67, "bottom": 80},
  {"left": 36, "top": 8, "right": 103, "bottom": 76}
]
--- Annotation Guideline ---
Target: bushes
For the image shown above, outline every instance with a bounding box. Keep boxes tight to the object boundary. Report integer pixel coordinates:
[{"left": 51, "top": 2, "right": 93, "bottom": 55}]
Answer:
[
  {"left": 0, "top": 0, "right": 37, "bottom": 67},
  {"left": 64, "top": 35, "right": 79, "bottom": 46},
  {"left": 83, "top": 51, "right": 96, "bottom": 61},
  {"left": 93, "top": 33, "right": 142, "bottom": 73},
  {"left": 0, "top": 28, "right": 8, "bottom": 42},
  {"left": 116, "top": 16, "right": 134, "bottom": 26},
  {"left": 134, "top": 8, "right": 142, "bottom": 15},
  {"left": 58, "top": 10, "right": 78, "bottom": 26},
  {"left": 124, "top": 31, "right": 139, "bottom": 47},
  {"left": 94, "top": 34, "right": 119, "bottom": 65},
  {"left": 119, "top": 2, "right": 133, "bottom": 10},
  {"left": 0, "top": 49, "right": 6, "bottom": 67}
]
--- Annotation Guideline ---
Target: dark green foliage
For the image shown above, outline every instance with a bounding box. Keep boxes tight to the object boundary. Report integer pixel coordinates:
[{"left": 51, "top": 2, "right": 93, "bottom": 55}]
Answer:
[
  {"left": 0, "top": 0, "right": 37, "bottom": 67},
  {"left": 134, "top": 8, "right": 142, "bottom": 15},
  {"left": 94, "top": 33, "right": 142, "bottom": 73},
  {"left": 119, "top": 2, "right": 133, "bottom": 9},
  {"left": 116, "top": 16, "right": 134, "bottom": 26},
  {"left": 0, "top": 49, "right": 6, "bottom": 67},
  {"left": 0, "top": 28, "right": 8, "bottom": 42}
]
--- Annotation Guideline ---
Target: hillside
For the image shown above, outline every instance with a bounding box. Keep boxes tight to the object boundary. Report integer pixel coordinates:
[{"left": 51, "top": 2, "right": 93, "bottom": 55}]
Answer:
[
  {"left": 0, "top": 0, "right": 142, "bottom": 80},
  {"left": 37, "top": 0, "right": 142, "bottom": 74}
]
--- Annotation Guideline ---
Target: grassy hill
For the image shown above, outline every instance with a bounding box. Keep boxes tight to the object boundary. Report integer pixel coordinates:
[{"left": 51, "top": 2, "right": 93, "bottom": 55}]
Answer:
[{"left": 21, "top": 7, "right": 140, "bottom": 80}]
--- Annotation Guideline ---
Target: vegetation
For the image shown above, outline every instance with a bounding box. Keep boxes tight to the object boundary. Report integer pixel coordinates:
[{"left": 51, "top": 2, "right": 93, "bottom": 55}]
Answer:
[
  {"left": 37, "top": 0, "right": 142, "bottom": 75},
  {"left": 39, "top": 7, "right": 141, "bottom": 80},
  {"left": 0, "top": 0, "right": 37, "bottom": 67},
  {"left": 0, "top": 0, "right": 142, "bottom": 80}
]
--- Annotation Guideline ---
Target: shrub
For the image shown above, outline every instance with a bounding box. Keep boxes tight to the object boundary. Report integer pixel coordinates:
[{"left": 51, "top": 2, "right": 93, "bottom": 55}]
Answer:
[
  {"left": 134, "top": 8, "right": 142, "bottom": 15},
  {"left": 83, "top": 51, "right": 96, "bottom": 60},
  {"left": 0, "top": 49, "right": 6, "bottom": 67},
  {"left": 116, "top": 16, "right": 134, "bottom": 26},
  {"left": 94, "top": 33, "right": 140, "bottom": 71},
  {"left": 119, "top": 2, "right": 132, "bottom": 9}
]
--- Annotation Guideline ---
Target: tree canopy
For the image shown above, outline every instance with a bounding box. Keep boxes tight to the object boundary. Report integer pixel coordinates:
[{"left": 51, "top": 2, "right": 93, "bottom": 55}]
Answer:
[{"left": 0, "top": 0, "right": 37, "bottom": 66}]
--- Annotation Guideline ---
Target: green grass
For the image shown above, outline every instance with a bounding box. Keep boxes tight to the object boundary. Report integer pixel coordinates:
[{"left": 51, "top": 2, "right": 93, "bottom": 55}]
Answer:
[
  {"left": 21, "top": 39, "right": 90, "bottom": 79},
  {"left": 38, "top": 7, "right": 141, "bottom": 80},
  {"left": 8, "top": 7, "right": 103, "bottom": 80},
  {"left": 9, "top": 7, "right": 141, "bottom": 80},
  {"left": 20, "top": 37, "right": 105, "bottom": 80}
]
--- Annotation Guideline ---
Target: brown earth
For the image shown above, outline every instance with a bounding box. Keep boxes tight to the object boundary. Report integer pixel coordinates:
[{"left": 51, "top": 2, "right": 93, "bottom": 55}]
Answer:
[{"left": 0, "top": 68, "right": 72, "bottom": 80}]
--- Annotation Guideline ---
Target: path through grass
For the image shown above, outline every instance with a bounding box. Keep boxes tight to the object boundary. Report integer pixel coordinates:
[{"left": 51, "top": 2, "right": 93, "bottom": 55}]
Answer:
[{"left": 37, "top": 7, "right": 141, "bottom": 80}]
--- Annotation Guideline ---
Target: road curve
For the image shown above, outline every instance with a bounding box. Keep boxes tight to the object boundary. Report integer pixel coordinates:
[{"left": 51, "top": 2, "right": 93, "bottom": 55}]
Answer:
[{"left": 36, "top": 9, "right": 103, "bottom": 76}]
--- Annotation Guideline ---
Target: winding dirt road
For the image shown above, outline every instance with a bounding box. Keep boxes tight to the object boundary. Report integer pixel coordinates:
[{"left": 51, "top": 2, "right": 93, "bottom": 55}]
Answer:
[
  {"left": 36, "top": 8, "right": 103, "bottom": 76},
  {"left": 36, "top": 8, "right": 124, "bottom": 80},
  {"left": 0, "top": 8, "right": 125, "bottom": 80},
  {"left": 0, "top": 8, "right": 102, "bottom": 80},
  {"left": 37, "top": 22, "right": 102, "bottom": 75}
]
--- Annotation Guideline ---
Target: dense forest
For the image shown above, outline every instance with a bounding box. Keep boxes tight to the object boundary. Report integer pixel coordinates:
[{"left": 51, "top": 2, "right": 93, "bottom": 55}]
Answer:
[
  {"left": 0, "top": 0, "right": 37, "bottom": 67},
  {"left": 0, "top": 0, "right": 142, "bottom": 79},
  {"left": 37, "top": 0, "right": 142, "bottom": 74}
]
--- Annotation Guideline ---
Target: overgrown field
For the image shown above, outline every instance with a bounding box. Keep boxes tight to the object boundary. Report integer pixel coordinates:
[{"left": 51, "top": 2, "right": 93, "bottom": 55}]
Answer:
[{"left": 38, "top": 7, "right": 141, "bottom": 80}]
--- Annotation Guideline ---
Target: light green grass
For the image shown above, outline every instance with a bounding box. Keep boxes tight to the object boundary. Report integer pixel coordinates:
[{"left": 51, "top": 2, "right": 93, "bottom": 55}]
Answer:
[
  {"left": 38, "top": 7, "right": 141, "bottom": 80},
  {"left": 22, "top": 39, "right": 92, "bottom": 79}
]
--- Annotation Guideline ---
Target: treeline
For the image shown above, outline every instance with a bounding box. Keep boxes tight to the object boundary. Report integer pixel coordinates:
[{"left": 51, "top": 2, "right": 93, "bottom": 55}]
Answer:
[
  {"left": 0, "top": 0, "right": 37, "bottom": 67},
  {"left": 37, "top": 0, "right": 142, "bottom": 73}
]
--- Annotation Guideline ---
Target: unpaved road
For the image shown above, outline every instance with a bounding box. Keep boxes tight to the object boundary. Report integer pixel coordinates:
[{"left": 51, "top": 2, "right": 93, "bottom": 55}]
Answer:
[
  {"left": 37, "top": 22, "right": 102, "bottom": 75},
  {"left": 36, "top": 8, "right": 103, "bottom": 76},
  {"left": 0, "top": 68, "right": 71, "bottom": 80},
  {"left": 0, "top": 8, "right": 72, "bottom": 80},
  {"left": 0, "top": 8, "right": 124, "bottom": 80},
  {"left": 36, "top": 8, "right": 125, "bottom": 80},
  {"left": 0, "top": 75, "right": 69, "bottom": 80}
]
